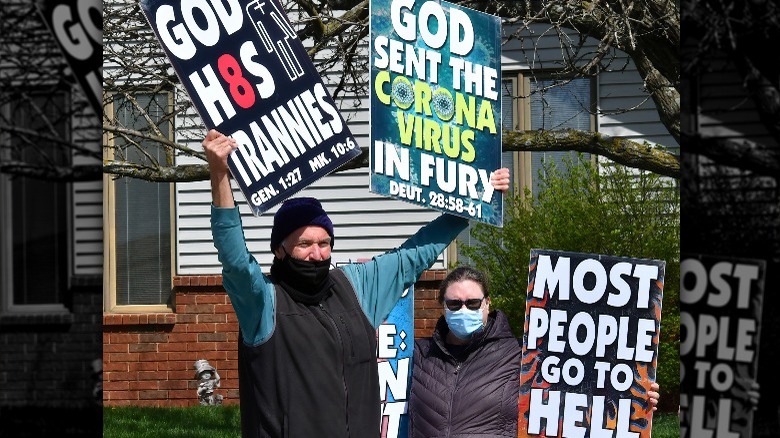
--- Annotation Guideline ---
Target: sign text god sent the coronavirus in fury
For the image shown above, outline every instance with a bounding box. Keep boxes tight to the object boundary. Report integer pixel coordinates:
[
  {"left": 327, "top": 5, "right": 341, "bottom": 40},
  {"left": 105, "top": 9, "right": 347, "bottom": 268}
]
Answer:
[{"left": 370, "top": 0, "right": 502, "bottom": 225}]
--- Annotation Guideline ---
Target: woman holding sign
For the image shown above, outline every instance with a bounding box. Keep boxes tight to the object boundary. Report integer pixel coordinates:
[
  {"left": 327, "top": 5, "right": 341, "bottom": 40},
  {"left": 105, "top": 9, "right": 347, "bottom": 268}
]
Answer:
[
  {"left": 409, "top": 266, "right": 521, "bottom": 437},
  {"left": 408, "top": 266, "right": 661, "bottom": 437}
]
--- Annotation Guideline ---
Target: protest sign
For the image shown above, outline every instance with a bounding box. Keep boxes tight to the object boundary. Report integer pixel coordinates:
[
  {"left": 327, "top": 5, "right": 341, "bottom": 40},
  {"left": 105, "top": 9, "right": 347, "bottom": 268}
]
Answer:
[
  {"left": 35, "top": 0, "right": 102, "bottom": 115},
  {"left": 518, "top": 249, "right": 665, "bottom": 438},
  {"left": 679, "top": 254, "right": 765, "bottom": 438},
  {"left": 369, "top": 0, "right": 503, "bottom": 226},
  {"left": 139, "top": 0, "right": 362, "bottom": 215},
  {"left": 378, "top": 286, "right": 414, "bottom": 438}
]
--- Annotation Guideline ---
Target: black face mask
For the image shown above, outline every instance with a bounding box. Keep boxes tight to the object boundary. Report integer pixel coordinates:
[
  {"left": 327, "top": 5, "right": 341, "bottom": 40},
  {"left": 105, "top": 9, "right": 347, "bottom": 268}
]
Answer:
[{"left": 270, "top": 251, "right": 333, "bottom": 305}]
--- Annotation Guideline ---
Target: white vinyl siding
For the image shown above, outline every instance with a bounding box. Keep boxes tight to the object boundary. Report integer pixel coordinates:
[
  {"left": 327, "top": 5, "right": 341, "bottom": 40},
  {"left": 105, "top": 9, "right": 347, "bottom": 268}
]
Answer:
[
  {"left": 598, "top": 68, "right": 679, "bottom": 153},
  {"left": 71, "top": 108, "right": 103, "bottom": 275}
]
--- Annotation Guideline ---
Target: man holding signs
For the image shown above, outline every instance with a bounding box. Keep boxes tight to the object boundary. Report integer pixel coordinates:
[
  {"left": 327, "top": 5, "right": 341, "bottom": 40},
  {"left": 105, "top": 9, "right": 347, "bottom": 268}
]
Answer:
[
  {"left": 519, "top": 250, "right": 664, "bottom": 438},
  {"left": 141, "top": 0, "right": 512, "bottom": 434},
  {"left": 204, "top": 129, "right": 510, "bottom": 437}
]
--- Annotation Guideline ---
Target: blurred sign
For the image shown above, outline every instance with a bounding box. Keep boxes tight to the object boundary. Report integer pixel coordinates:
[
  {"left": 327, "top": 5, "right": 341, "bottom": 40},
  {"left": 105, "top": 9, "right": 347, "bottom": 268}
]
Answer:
[
  {"left": 679, "top": 254, "right": 765, "bottom": 438},
  {"left": 35, "top": 0, "right": 102, "bottom": 114},
  {"left": 378, "top": 286, "right": 413, "bottom": 438}
]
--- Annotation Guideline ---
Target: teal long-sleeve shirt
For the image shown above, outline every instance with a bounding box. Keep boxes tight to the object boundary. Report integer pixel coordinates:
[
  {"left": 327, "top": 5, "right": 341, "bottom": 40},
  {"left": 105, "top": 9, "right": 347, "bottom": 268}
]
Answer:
[{"left": 211, "top": 205, "right": 468, "bottom": 346}]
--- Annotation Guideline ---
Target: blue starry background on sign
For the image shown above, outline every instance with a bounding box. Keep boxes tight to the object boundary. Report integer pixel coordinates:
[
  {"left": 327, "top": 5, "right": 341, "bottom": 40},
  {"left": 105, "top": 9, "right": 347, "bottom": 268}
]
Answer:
[{"left": 370, "top": 0, "right": 503, "bottom": 226}]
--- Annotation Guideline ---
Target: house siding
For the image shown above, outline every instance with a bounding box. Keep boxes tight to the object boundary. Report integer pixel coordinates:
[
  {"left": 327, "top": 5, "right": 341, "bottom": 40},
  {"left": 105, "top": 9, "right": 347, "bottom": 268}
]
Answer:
[
  {"left": 599, "top": 68, "right": 679, "bottom": 152},
  {"left": 72, "top": 110, "right": 103, "bottom": 275}
]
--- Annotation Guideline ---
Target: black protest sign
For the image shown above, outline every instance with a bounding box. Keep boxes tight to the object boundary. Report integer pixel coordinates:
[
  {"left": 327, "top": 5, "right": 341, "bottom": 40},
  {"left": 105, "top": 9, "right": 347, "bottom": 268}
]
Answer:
[
  {"left": 139, "top": 0, "right": 361, "bottom": 215},
  {"left": 35, "top": 0, "right": 102, "bottom": 115},
  {"left": 518, "top": 249, "right": 665, "bottom": 438},
  {"left": 680, "top": 254, "right": 765, "bottom": 438}
]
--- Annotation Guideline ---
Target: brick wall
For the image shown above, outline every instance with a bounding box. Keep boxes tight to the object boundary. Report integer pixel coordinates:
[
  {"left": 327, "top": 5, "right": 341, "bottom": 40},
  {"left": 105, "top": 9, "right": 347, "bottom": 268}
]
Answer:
[
  {"left": 102, "top": 270, "right": 446, "bottom": 407},
  {"left": 411, "top": 270, "right": 447, "bottom": 338},
  {"left": 0, "top": 277, "right": 102, "bottom": 408}
]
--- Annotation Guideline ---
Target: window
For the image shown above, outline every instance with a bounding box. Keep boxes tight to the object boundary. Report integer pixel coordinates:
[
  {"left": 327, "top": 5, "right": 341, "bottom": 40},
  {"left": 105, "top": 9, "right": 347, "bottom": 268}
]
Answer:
[
  {"left": 453, "top": 73, "right": 594, "bottom": 263},
  {"left": 0, "top": 92, "right": 70, "bottom": 313},
  {"left": 506, "top": 73, "right": 594, "bottom": 195},
  {"left": 105, "top": 93, "right": 173, "bottom": 310}
]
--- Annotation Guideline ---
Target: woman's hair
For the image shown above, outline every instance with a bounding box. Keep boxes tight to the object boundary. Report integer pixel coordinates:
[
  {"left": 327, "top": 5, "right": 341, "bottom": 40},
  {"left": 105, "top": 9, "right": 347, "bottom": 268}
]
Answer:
[{"left": 437, "top": 266, "right": 489, "bottom": 303}]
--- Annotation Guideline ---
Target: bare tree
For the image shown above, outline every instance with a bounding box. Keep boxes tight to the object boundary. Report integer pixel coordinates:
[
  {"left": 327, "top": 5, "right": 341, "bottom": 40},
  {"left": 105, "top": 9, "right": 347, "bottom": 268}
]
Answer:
[
  {"left": 0, "top": 1, "right": 101, "bottom": 181},
  {"left": 682, "top": 0, "right": 780, "bottom": 175},
  {"left": 98, "top": 0, "right": 682, "bottom": 182}
]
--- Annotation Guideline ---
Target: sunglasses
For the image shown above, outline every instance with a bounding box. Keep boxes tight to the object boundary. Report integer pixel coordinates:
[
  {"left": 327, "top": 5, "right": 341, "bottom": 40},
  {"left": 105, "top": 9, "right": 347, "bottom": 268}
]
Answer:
[{"left": 444, "top": 297, "right": 485, "bottom": 311}]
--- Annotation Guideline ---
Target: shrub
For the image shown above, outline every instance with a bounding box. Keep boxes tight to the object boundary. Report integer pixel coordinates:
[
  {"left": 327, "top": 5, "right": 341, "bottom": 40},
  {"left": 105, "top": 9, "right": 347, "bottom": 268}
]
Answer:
[{"left": 461, "top": 155, "right": 680, "bottom": 411}]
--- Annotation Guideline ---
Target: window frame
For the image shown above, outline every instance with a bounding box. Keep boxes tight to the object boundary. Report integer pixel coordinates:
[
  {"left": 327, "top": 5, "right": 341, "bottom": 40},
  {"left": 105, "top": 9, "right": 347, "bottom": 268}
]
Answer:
[
  {"left": 0, "top": 91, "right": 73, "bottom": 315},
  {"left": 103, "top": 90, "right": 176, "bottom": 314}
]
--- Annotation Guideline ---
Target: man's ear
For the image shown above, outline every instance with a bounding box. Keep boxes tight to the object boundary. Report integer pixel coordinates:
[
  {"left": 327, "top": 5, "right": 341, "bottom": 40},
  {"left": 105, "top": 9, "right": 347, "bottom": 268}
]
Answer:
[{"left": 273, "top": 244, "right": 286, "bottom": 260}]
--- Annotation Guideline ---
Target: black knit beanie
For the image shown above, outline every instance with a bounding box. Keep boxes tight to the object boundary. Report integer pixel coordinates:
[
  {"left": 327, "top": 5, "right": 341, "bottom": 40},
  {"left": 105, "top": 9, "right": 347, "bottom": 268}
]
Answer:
[{"left": 270, "top": 197, "right": 334, "bottom": 251}]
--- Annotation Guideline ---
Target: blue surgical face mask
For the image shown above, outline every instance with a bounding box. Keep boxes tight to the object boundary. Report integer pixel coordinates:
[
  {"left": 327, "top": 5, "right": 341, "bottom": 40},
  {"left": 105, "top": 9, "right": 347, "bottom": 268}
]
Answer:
[{"left": 445, "top": 307, "right": 484, "bottom": 340}]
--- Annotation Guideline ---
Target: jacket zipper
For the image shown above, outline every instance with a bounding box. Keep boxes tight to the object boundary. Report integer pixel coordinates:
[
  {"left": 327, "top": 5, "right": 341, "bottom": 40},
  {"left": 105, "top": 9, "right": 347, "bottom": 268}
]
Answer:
[
  {"left": 319, "top": 302, "right": 351, "bottom": 437},
  {"left": 446, "top": 360, "right": 462, "bottom": 437}
]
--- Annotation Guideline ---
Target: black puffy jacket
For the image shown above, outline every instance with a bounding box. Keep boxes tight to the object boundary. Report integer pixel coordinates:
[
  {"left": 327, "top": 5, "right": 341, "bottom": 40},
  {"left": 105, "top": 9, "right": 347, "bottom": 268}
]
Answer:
[{"left": 409, "top": 310, "right": 522, "bottom": 438}]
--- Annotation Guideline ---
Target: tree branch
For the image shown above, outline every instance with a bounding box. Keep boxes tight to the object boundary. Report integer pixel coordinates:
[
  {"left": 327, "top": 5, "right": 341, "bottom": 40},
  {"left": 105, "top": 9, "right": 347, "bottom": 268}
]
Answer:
[
  {"left": 683, "top": 132, "right": 780, "bottom": 177},
  {"left": 339, "top": 129, "right": 680, "bottom": 178},
  {"left": 102, "top": 124, "right": 206, "bottom": 161},
  {"left": 504, "top": 129, "right": 680, "bottom": 178},
  {"left": 0, "top": 162, "right": 102, "bottom": 181},
  {"left": 102, "top": 162, "right": 210, "bottom": 182}
]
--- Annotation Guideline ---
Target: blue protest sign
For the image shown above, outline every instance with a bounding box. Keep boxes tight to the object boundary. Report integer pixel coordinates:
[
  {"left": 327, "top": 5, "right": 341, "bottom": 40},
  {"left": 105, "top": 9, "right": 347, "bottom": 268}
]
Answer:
[
  {"left": 378, "top": 286, "right": 414, "bottom": 438},
  {"left": 139, "top": 0, "right": 362, "bottom": 215},
  {"left": 369, "top": 0, "right": 503, "bottom": 226}
]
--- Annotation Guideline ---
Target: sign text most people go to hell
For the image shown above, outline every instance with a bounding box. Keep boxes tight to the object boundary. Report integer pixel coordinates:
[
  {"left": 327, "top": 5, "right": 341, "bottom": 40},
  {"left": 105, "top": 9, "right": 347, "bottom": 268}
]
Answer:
[{"left": 519, "top": 249, "right": 665, "bottom": 438}]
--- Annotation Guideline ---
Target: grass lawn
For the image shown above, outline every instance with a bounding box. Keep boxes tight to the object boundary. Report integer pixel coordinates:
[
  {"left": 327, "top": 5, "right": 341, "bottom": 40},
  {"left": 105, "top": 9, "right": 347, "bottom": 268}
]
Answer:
[
  {"left": 104, "top": 406, "right": 681, "bottom": 438},
  {"left": 104, "top": 406, "right": 241, "bottom": 438}
]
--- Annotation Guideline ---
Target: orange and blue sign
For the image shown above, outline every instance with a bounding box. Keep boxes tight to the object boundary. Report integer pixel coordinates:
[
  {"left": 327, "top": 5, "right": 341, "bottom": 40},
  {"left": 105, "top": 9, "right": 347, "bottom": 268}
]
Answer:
[{"left": 519, "top": 249, "right": 665, "bottom": 438}]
